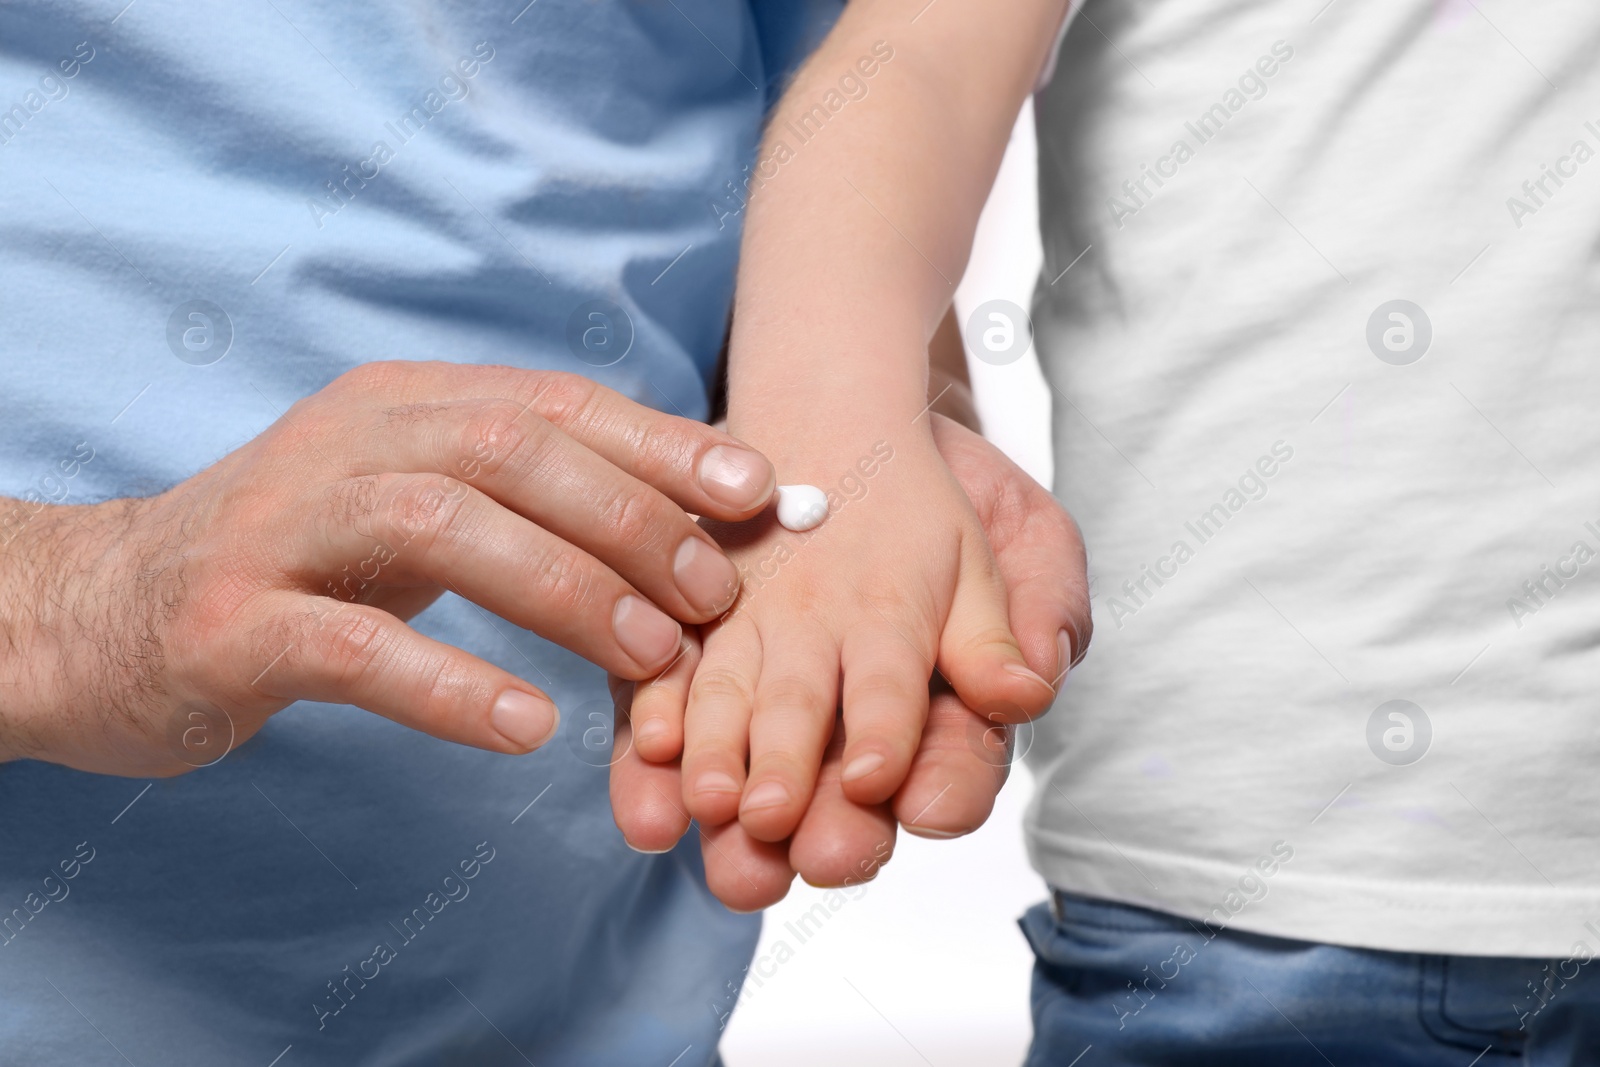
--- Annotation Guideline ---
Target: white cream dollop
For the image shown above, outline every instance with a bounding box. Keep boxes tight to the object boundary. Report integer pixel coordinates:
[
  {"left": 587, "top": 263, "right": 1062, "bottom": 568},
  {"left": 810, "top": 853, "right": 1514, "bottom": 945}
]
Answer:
[{"left": 775, "top": 484, "right": 829, "bottom": 532}]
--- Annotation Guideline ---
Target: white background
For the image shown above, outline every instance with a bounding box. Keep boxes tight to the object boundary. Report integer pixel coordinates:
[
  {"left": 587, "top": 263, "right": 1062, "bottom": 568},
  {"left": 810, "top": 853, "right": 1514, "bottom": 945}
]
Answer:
[{"left": 722, "top": 102, "right": 1057, "bottom": 1067}]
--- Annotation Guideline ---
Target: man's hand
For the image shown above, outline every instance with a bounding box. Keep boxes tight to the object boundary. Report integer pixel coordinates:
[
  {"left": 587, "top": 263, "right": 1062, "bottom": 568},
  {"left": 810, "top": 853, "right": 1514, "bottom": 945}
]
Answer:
[
  {"left": 609, "top": 415, "right": 1090, "bottom": 908},
  {"left": 0, "top": 361, "right": 775, "bottom": 777}
]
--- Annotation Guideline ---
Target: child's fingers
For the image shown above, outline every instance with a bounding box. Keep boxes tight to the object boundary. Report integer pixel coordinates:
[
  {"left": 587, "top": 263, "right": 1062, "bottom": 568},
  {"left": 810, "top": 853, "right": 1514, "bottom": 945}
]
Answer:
[
  {"left": 700, "top": 820, "right": 796, "bottom": 913},
  {"left": 836, "top": 630, "right": 930, "bottom": 806},
  {"left": 739, "top": 627, "right": 839, "bottom": 842},
  {"left": 893, "top": 684, "right": 1008, "bottom": 839},
  {"left": 681, "top": 618, "right": 762, "bottom": 825},
  {"left": 936, "top": 524, "right": 1056, "bottom": 726},
  {"left": 629, "top": 634, "right": 699, "bottom": 763},
  {"left": 790, "top": 724, "right": 899, "bottom": 888},
  {"left": 608, "top": 688, "right": 694, "bottom": 853}
]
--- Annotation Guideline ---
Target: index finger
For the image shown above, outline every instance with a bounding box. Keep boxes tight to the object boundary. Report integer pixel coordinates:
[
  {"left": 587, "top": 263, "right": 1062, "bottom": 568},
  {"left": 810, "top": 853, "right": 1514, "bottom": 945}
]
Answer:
[
  {"left": 891, "top": 684, "right": 1010, "bottom": 839},
  {"left": 329, "top": 361, "right": 776, "bottom": 520}
]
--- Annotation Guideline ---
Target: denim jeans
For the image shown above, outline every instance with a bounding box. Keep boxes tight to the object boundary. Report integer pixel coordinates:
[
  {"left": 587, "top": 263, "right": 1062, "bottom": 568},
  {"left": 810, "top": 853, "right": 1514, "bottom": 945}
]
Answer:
[{"left": 1021, "top": 891, "right": 1600, "bottom": 1066}]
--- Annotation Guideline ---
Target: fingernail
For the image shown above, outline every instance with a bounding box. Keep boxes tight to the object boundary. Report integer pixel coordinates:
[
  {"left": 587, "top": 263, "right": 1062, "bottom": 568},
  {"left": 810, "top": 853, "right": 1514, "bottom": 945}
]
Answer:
[
  {"left": 841, "top": 752, "right": 885, "bottom": 783},
  {"left": 905, "top": 826, "right": 966, "bottom": 840},
  {"left": 1056, "top": 629, "right": 1075, "bottom": 686},
  {"left": 635, "top": 718, "right": 669, "bottom": 750},
  {"left": 696, "top": 770, "right": 741, "bottom": 797},
  {"left": 673, "top": 536, "right": 740, "bottom": 615},
  {"left": 613, "top": 595, "right": 682, "bottom": 669},
  {"left": 741, "top": 780, "right": 790, "bottom": 812},
  {"left": 625, "top": 839, "right": 674, "bottom": 855},
  {"left": 1004, "top": 661, "right": 1055, "bottom": 696},
  {"left": 698, "top": 444, "right": 775, "bottom": 510},
  {"left": 491, "top": 689, "right": 559, "bottom": 751}
]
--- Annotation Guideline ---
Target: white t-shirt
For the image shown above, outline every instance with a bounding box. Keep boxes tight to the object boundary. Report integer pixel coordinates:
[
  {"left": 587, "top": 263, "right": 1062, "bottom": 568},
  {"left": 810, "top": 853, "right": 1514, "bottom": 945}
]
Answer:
[{"left": 1027, "top": 0, "right": 1600, "bottom": 956}]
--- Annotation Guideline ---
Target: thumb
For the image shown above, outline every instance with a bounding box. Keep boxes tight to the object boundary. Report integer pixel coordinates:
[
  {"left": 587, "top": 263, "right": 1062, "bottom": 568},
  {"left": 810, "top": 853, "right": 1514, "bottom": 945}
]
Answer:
[
  {"left": 936, "top": 523, "right": 1057, "bottom": 725},
  {"left": 996, "top": 511, "right": 1092, "bottom": 691}
]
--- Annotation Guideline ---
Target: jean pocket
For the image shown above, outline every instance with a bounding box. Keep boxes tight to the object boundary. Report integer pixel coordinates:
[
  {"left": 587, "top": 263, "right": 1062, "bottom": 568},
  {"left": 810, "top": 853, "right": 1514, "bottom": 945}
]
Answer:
[
  {"left": 1419, "top": 954, "right": 1541, "bottom": 1054},
  {"left": 1020, "top": 892, "right": 1213, "bottom": 994}
]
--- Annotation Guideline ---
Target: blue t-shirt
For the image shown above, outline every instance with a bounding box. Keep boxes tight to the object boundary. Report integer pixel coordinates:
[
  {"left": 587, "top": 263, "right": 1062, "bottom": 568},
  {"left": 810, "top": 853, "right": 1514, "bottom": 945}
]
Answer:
[{"left": 0, "top": 2, "right": 835, "bottom": 1063}]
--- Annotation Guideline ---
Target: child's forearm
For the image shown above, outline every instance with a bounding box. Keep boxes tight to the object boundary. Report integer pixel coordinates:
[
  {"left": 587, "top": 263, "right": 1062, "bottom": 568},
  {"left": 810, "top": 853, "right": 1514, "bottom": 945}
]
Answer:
[
  {"left": 727, "top": 0, "right": 1067, "bottom": 467},
  {"left": 929, "top": 307, "right": 979, "bottom": 432}
]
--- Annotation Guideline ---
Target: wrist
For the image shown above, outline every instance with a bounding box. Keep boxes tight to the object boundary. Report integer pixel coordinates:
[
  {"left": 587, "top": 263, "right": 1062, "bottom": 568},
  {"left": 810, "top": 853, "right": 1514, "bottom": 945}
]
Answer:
[
  {"left": 0, "top": 498, "right": 152, "bottom": 764},
  {"left": 727, "top": 401, "right": 936, "bottom": 486}
]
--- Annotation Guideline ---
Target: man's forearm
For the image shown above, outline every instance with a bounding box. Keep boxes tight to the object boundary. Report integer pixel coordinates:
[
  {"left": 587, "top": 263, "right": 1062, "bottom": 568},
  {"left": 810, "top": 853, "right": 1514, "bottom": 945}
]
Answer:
[{"left": 726, "top": 0, "right": 1066, "bottom": 460}]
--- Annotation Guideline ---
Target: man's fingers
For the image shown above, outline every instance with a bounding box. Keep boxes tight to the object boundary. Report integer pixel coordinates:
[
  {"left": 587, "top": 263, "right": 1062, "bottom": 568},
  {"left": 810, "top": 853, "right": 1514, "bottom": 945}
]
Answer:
[
  {"left": 836, "top": 631, "right": 928, "bottom": 806},
  {"left": 700, "top": 820, "right": 796, "bottom": 913},
  {"left": 301, "top": 473, "right": 684, "bottom": 679},
  {"left": 739, "top": 628, "right": 838, "bottom": 842},
  {"left": 681, "top": 619, "right": 761, "bottom": 826},
  {"left": 893, "top": 685, "right": 1008, "bottom": 839},
  {"left": 236, "top": 591, "right": 558, "bottom": 754},
  {"left": 609, "top": 682, "right": 694, "bottom": 853},
  {"left": 936, "top": 524, "right": 1056, "bottom": 726},
  {"left": 931, "top": 412, "right": 1090, "bottom": 688},
  {"left": 329, "top": 398, "right": 741, "bottom": 623},
  {"left": 325, "top": 362, "right": 776, "bottom": 520},
  {"left": 995, "top": 511, "right": 1091, "bottom": 687},
  {"left": 789, "top": 723, "right": 898, "bottom": 889}
]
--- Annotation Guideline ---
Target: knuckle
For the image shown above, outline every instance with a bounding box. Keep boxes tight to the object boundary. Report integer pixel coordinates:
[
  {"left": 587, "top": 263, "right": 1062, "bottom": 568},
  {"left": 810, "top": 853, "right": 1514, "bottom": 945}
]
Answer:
[
  {"left": 526, "top": 371, "right": 602, "bottom": 429},
  {"left": 748, "top": 753, "right": 810, "bottom": 786},
  {"left": 531, "top": 546, "right": 600, "bottom": 615},
  {"left": 318, "top": 608, "right": 389, "bottom": 688},
  {"left": 383, "top": 473, "right": 470, "bottom": 547},
  {"left": 596, "top": 487, "right": 669, "bottom": 555},
  {"left": 760, "top": 675, "right": 828, "bottom": 714},
  {"left": 855, "top": 574, "right": 917, "bottom": 617},
  {"left": 846, "top": 671, "right": 918, "bottom": 710},
  {"left": 459, "top": 400, "right": 547, "bottom": 480},
  {"left": 689, "top": 666, "right": 755, "bottom": 708}
]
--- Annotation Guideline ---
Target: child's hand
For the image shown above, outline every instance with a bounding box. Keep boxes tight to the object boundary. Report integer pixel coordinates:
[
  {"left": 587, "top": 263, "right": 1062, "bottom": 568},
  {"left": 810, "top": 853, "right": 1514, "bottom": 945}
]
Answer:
[
  {"left": 609, "top": 415, "right": 1089, "bottom": 908},
  {"left": 680, "top": 415, "right": 1073, "bottom": 844}
]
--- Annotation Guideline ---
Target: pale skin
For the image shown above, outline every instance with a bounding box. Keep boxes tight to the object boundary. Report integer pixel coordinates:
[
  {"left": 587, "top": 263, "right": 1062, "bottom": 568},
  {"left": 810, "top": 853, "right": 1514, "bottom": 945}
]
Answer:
[{"left": 630, "top": 0, "right": 1078, "bottom": 860}]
